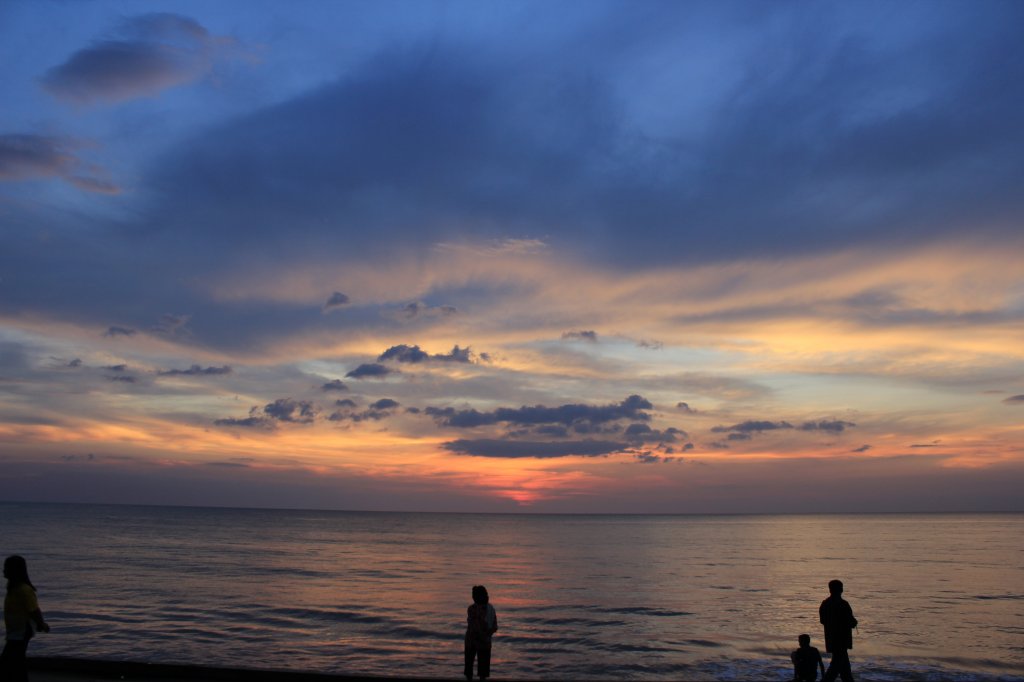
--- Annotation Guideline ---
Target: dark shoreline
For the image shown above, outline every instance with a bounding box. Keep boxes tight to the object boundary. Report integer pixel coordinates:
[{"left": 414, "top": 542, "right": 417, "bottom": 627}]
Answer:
[{"left": 29, "top": 657, "right": 453, "bottom": 682}]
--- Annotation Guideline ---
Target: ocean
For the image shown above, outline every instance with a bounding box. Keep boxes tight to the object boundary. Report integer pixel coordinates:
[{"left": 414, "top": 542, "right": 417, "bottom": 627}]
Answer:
[{"left": 2, "top": 503, "right": 1022, "bottom": 681}]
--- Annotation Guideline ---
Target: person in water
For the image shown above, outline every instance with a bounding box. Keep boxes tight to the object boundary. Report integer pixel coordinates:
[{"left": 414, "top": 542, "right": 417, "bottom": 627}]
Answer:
[
  {"left": 820, "top": 579, "right": 858, "bottom": 682},
  {"left": 2, "top": 555, "right": 50, "bottom": 682},
  {"left": 464, "top": 585, "right": 498, "bottom": 681},
  {"left": 791, "top": 633, "right": 826, "bottom": 681}
]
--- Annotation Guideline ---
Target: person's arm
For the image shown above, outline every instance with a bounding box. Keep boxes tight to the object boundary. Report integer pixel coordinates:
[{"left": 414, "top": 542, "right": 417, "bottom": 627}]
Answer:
[
  {"left": 489, "top": 607, "right": 498, "bottom": 635},
  {"left": 30, "top": 607, "right": 49, "bottom": 633}
]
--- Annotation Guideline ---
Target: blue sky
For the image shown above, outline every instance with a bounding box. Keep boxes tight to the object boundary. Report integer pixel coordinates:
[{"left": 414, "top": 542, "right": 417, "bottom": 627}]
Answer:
[{"left": 1, "top": 0, "right": 1023, "bottom": 512}]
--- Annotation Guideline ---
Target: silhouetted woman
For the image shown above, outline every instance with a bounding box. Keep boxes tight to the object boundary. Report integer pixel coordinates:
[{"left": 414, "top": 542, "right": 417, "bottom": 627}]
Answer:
[
  {"left": 464, "top": 585, "right": 498, "bottom": 681},
  {"left": 2, "top": 555, "right": 49, "bottom": 682}
]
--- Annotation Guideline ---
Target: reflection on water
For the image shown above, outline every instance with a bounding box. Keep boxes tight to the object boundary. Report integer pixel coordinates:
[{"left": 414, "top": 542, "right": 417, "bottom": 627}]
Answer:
[{"left": 3, "top": 504, "right": 1022, "bottom": 680}]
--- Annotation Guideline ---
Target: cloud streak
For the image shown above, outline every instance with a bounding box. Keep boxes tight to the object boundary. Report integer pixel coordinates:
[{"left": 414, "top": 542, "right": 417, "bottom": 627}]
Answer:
[
  {"left": 158, "top": 365, "right": 231, "bottom": 377},
  {"left": 0, "top": 134, "right": 119, "bottom": 193}
]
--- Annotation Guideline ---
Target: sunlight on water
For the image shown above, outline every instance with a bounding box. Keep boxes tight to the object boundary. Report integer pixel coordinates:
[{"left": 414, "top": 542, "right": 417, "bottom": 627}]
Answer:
[{"left": 2, "top": 504, "right": 1022, "bottom": 680}]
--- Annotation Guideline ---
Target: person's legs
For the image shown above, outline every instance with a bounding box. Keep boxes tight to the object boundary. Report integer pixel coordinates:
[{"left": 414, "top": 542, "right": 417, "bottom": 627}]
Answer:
[
  {"left": 824, "top": 649, "right": 853, "bottom": 682},
  {"left": 464, "top": 640, "right": 476, "bottom": 680},
  {"left": 836, "top": 649, "right": 854, "bottom": 682},
  {"left": 1, "top": 639, "right": 30, "bottom": 682},
  {"left": 478, "top": 644, "right": 491, "bottom": 679},
  {"left": 822, "top": 651, "right": 838, "bottom": 682}
]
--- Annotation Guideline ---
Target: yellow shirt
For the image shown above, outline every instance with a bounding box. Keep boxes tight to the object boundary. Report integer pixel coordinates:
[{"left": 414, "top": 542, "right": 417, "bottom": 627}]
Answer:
[{"left": 4, "top": 583, "right": 39, "bottom": 640}]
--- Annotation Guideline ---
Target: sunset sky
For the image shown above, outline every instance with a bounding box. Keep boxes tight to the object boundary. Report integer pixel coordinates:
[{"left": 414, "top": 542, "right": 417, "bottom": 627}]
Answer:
[{"left": 2, "top": 0, "right": 1022, "bottom": 513}]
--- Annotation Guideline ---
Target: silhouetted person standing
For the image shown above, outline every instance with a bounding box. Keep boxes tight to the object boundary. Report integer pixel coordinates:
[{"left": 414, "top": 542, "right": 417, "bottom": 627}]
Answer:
[
  {"left": 819, "top": 579, "right": 857, "bottom": 682},
  {"left": 464, "top": 585, "right": 498, "bottom": 681},
  {"left": 2, "top": 556, "right": 50, "bottom": 682},
  {"left": 791, "top": 633, "right": 826, "bottom": 682}
]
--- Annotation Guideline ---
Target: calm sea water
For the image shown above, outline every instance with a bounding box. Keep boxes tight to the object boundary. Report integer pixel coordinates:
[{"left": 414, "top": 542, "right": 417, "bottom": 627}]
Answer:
[{"left": 1, "top": 503, "right": 1022, "bottom": 681}]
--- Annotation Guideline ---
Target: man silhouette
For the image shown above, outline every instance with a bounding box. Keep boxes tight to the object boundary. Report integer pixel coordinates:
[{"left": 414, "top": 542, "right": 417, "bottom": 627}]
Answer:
[{"left": 819, "top": 579, "right": 858, "bottom": 682}]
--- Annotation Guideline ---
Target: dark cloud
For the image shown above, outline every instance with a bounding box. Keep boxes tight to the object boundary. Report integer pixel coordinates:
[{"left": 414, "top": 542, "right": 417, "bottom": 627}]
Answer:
[
  {"left": 214, "top": 412, "right": 274, "bottom": 430},
  {"left": 104, "top": 326, "right": 136, "bottom": 338},
  {"left": 346, "top": 363, "right": 393, "bottom": 379},
  {"left": 637, "top": 339, "right": 663, "bottom": 350},
  {"left": 435, "top": 345, "right": 472, "bottom": 363},
  {"left": 158, "top": 364, "right": 231, "bottom": 376},
  {"left": 676, "top": 402, "right": 696, "bottom": 414},
  {"left": 378, "top": 344, "right": 430, "bottom": 363},
  {"left": 443, "top": 438, "right": 625, "bottom": 458},
  {"left": 426, "top": 394, "right": 653, "bottom": 429},
  {"left": 624, "top": 424, "right": 686, "bottom": 445},
  {"left": 140, "top": 10, "right": 1024, "bottom": 274},
  {"left": 0, "top": 134, "right": 118, "bottom": 194},
  {"left": 217, "top": 398, "right": 317, "bottom": 428},
  {"left": 263, "top": 398, "right": 317, "bottom": 424},
  {"left": 323, "top": 292, "right": 350, "bottom": 312},
  {"left": 799, "top": 419, "right": 856, "bottom": 433},
  {"left": 633, "top": 453, "right": 682, "bottom": 464},
  {"left": 711, "top": 420, "right": 794, "bottom": 434},
  {"left": 562, "top": 330, "right": 598, "bottom": 342},
  {"left": 852, "top": 445, "right": 872, "bottom": 453},
  {"left": 334, "top": 398, "right": 357, "bottom": 408},
  {"left": 321, "top": 379, "right": 349, "bottom": 392},
  {"left": 328, "top": 398, "right": 397, "bottom": 423},
  {"left": 1003, "top": 395, "right": 1024, "bottom": 404},
  {"left": 67, "top": 358, "right": 83, "bottom": 368},
  {"left": 571, "top": 422, "right": 622, "bottom": 435},
  {"left": 106, "top": 375, "right": 136, "bottom": 383},
  {"left": 41, "top": 14, "right": 221, "bottom": 105},
  {"left": 104, "top": 364, "right": 126, "bottom": 371},
  {"left": 396, "top": 302, "right": 458, "bottom": 320},
  {"left": 377, "top": 344, "right": 473, "bottom": 364}
]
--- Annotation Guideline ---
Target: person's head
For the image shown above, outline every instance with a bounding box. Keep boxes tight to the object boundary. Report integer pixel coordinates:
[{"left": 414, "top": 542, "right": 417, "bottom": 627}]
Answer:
[
  {"left": 4, "top": 555, "right": 32, "bottom": 590},
  {"left": 472, "top": 585, "right": 489, "bottom": 605},
  {"left": 798, "top": 634, "right": 811, "bottom": 647},
  {"left": 828, "top": 579, "right": 844, "bottom": 596}
]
